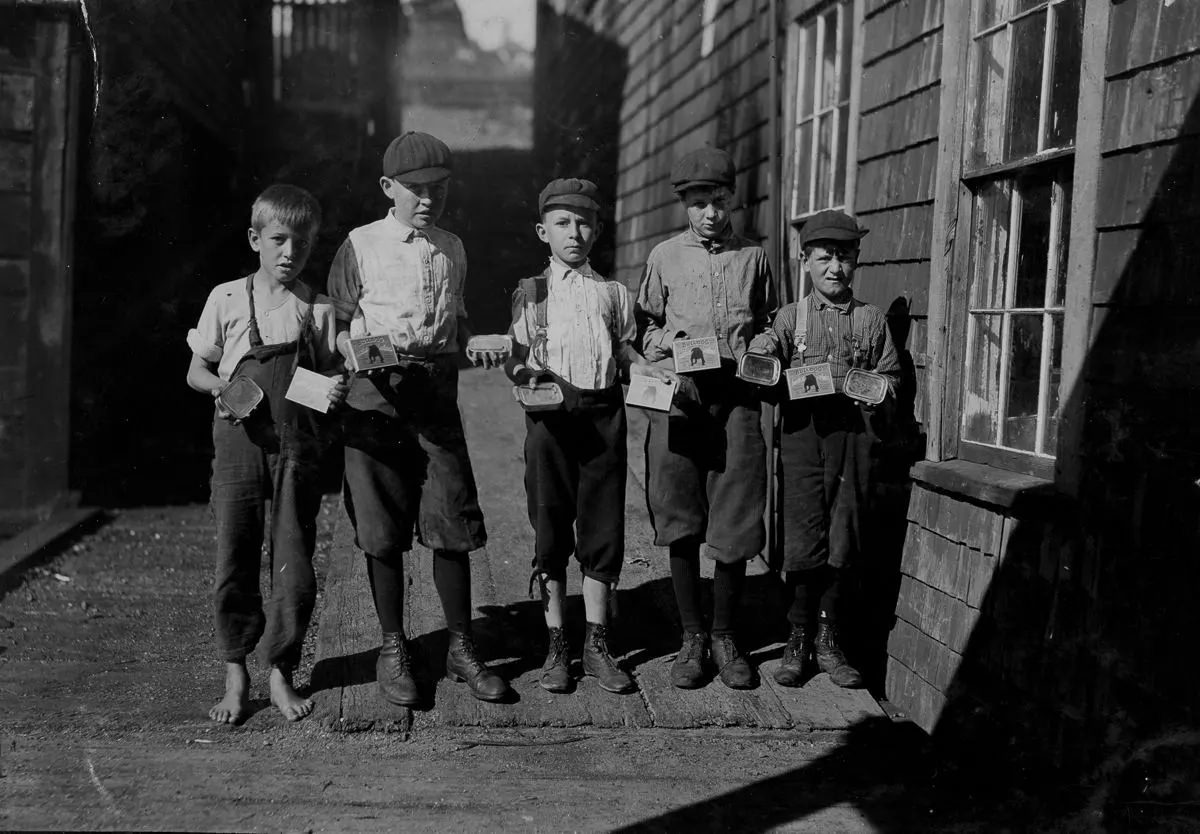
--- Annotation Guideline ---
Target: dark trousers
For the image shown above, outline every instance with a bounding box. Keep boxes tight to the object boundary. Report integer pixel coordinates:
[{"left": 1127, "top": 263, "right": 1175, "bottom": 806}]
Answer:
[
  {"left": 644, "top": 369, "right": 766, "bottom": 563},
  {"left": 779, "top": 398, "right": 874, "bottom": 573},
  {"left": 210, "top": 415, "right": 321, "bottom": 668},
  {"left": 524, "top": 387, "right": 626, "bottom": 585},
  {"left": 341, "top": 359, "right": 486, "bottom": 561}
]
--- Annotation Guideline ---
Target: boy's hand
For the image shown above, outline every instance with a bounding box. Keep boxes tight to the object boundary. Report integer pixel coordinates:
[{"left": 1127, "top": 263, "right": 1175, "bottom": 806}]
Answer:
[
  {"left": 632, "top": 364, "right": 678, "bottom": 384},
  {"left": 326, "top": 373, "right": 350, "bottom": 410},
  {"left": 468, "top": 348, "right": 509, "bottom": 370},
  {"left": 211, "top": 385, "right": 235, "bottom": 421}
]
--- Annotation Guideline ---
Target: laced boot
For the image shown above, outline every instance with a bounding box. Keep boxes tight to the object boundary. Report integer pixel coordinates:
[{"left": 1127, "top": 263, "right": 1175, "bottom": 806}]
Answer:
[
  {"left": 541, "top": 626, "right": 571, "bottom": 693},
  {"left": 711, "top": 633, "right": 757, "bottom": 689},
  {"left": 582, "top": 622, "right": 635, "bottom": 694},
  {"left": 670, "top": 631, "right": 709, "bottom": 689},
  {"left": 773, "top": 626, "right": 813, "bottom": 687},
  {"left": 446, "top": 631, "right": 510, "bottom": 702},
  {"left": 376, "top": 632, "right": 420, "bottom": 706},
  {"left": 815, "top": 622, "right": 864, "bottom": 688}
]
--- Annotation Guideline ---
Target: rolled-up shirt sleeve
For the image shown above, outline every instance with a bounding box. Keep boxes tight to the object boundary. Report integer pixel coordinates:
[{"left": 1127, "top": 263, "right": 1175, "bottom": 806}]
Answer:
[
  {"left": 615, "top": 282, "right": 636, "bottom": 344},
  {"left": 186, "top": 287, "right": 225, "bottom": 364},
  {"left": 326, "top": 239, "right": 362, "bottom": 324}
]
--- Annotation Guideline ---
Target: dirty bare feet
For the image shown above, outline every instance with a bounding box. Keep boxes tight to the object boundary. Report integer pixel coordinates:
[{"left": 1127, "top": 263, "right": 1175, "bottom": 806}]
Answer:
[
  {"left": 209, "top": 661, "right": 250, "bottom": 724},
  {"left": 269, "top": 666, "right": 313, "bottom": 722}
]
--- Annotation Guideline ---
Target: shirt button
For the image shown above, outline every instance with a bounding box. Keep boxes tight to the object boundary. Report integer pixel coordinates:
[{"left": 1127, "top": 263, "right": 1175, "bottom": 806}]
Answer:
[{"left": 828, "top": 354, "right": 834, "bottom": 360}]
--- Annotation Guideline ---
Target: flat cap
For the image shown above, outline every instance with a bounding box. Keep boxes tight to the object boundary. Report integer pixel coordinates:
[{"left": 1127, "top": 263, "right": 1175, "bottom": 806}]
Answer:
[
  {"left": 538, "top": 178, "right": 602, "bottom": 215},
  {"left": 382, "top": 131, "right": 452, "bottom": 183},
  {"left": 799, "top": 209, "right": 869, "bottom": 247},
  {"left": 670, "top": 147, "right": 736, "bottom": 192}
]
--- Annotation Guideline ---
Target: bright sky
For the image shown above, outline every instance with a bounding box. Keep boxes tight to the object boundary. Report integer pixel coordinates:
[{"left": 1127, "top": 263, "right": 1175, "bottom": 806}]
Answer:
[{"left": 457, "top": 0, "right": 535, "bottom": 51}]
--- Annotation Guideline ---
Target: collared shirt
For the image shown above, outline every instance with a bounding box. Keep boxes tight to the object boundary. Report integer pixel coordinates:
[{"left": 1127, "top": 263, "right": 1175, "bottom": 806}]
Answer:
[
  {"left": 635, "top": 226, "right": 778, "bottom": 364},
  {"left": 327, "top": 209, "right": 468, "bottom": 357},
  {"left": 762, "top": 292, "right": 901, "bottom": 394},
  {"left": 186, "top": 278, "right": 340, "bottom": 381},
  {"left": 509, "top": 259, "right": 635, "bottom": 390}
]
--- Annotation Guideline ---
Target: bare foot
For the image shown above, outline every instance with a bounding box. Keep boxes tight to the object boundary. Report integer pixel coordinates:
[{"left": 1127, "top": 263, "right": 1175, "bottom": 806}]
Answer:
[
  {"left": 209, "top": 662, "right": 250, "bottom": 724},
  {"left": 269, "top": 667, "right": 313, "bottom": 722}
]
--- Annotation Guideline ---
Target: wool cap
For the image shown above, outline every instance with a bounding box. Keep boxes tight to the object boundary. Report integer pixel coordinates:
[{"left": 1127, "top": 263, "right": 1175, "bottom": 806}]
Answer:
[
  {"left": 670, "top": 147, "right": 736, "bottom": 192},
  {"left": 799, "top": 209, "right": 869, "bottom": 247},
  {"left": 538, "top": 178, "right": 602, "bottom": 215},
  {"left": 382, "top": 131, "right": 452, "bottom": 183}
]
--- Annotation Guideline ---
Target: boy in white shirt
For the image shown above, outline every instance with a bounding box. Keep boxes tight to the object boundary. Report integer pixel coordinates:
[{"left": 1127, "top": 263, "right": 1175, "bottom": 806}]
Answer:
[{"left": 506, "top": 178, "right": 675, "bottom": 694}]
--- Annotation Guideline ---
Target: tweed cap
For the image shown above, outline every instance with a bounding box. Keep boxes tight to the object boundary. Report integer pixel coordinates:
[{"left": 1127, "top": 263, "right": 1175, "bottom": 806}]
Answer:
[
  {"left": 382, "top": 131, "right": 452, "bottom": 183},
  {"left": 538, "top": 178, "right": 602, "bottom": 215},
  {"left": 799, "top": 209, "right": 869, "bottom": 247},
  {"left": 670, "top": 147, "right": 736, "bottom": 192}
]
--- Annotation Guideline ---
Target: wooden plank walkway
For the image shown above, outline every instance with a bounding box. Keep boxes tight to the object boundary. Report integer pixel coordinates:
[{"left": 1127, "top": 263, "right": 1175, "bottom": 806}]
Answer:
[{"left": 310, "top": 369, "right": 884, "bottom": 733}]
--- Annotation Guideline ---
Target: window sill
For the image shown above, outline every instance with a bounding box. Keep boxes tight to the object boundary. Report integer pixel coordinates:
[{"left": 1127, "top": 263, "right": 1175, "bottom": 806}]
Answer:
[{"left": 909, "top": 458, "right": 1066, "bottom": 514}]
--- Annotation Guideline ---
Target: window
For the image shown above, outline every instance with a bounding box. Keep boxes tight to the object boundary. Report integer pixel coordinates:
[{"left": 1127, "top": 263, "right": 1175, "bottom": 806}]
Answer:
[
  {"left": 787, "top": 1, "right": 857, "bottom": 219},
  {"left": 957, "top": 0, "right": 1082, "bottom": 472}
]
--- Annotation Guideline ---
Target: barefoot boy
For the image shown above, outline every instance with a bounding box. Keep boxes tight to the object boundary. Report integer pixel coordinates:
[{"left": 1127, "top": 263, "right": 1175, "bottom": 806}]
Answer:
[
  {"left": 750, "top": 209, "right": 900, "bottom": 688},
  {"left": 328, "top": 131, "right": 510, "bottom": 707},
  {"left": 186, "top": 184, "right": 347, "bottom": 723},
  {"left": 505, "top": 178, "right": 676, "bottom": 694},
  {"left": 635, "top": 147, "right": 778, "bottom": 690}
]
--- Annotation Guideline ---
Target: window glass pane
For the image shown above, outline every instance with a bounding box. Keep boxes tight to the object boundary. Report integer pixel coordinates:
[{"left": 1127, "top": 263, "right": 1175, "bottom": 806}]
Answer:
[
  {"left": 1043, "top": 313, "right": 1063, "bottom": 453},
  {"left": 798, "top": 23, "right": 816, "bottom": 119},
  {"left": 1005, "top": 10, "right": 1046, "bottom": 160},
  {"left": 1014, "top": 178, "right": 1051, "bottom": 308},
  {"left": 1047, "top": 0, "right": 1082, "bottom": 148},
  {"left": 964, "top": 314, "right": 1004, "bottom": 444},
  {"left": 1051, "top": 177, "right": 1071, "bottom": 306},
  {"left": 977, "top": 0, "right": 1013, "bottom": 32},
  {"left": 792, "top": 122, "right": 812, "bottom": 217},
  {"left": 834, "top": 104, "right": 849, "bottom": 206},
  {"left": 815, "top": 111, "right": 833, "bottom": 208},
  {"left": 967, "top": 28, "right": 1009, "bottom": 169},
  {"left": 839, "top": 2, "right": 853, "bottom": 102},
  {"left": 1004, "top": 313, "right": 1043, "bottom": 451},
  {"left": 1015, "top": 0, "right": 1049, "bottom": 14},
  {"left": 820, "top": 10, "right": 839, "bottom": 109},
  {"left": 969, "top": 181, "right": 1011, "bottom": 309}
]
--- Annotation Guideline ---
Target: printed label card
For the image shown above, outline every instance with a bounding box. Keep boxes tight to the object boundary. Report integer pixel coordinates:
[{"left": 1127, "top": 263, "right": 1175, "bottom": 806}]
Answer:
[
  {"left": 785, "top": 362, "right": 836, "bottom": 400},
  {"left": 348, "top": 335, "right": 399, "bottom": 374},
  {"left": 285, "top": 367, "right": 338, "bottom": 413},
  {"left": 626, "top": 374, "right": 677, "bottom": 412},
  {"left": 672, "top": 336, "right": 721, "bottom": 373}
]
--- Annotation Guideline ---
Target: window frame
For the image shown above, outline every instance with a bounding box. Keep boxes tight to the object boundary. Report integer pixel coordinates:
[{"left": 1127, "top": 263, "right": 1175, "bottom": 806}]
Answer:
[
  {"left": 782, "top": 0, "right": 862, "bottom": 225},
  {"left": 923, "top": 0, "right": 1109, "bottom": 487}
]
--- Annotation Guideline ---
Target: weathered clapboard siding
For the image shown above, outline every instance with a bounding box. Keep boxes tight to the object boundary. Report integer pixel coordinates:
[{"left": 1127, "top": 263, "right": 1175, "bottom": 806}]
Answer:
[{"left": 855, "top": 0, "right": 942, "bottom": 430}]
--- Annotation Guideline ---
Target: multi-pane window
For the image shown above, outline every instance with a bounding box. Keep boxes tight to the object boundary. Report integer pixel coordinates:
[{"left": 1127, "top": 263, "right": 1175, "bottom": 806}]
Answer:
[
  {"left": 789, "top": 1, "right": 854, "bottom": 219},
  {"left": 959, "top": 0, "right": 1082, "bottom": 467}
]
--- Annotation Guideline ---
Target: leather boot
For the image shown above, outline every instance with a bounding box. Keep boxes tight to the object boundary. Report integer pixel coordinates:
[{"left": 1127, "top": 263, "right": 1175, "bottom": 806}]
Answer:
[
  {"left": 446, "top": 631, "right": 510, "bottom": 702},
  {"left": 376, "top": 632, "right": 420, "bottom": 707},
  {"left": 541, "top": 626, "right": 571, "bottom": 693},
  {"left": 582, "top": 622, "right": 636, "bottom": 694},
  {"left": 711, "top": 633, "right": 757, "bottom": 689},
  {"left": 670, "top": 631, "right": 709, "bottom": 689},
  {"left": 773, "top": 626, "right": 812, "bottom": 687},
  {"left": 815, "top": 622, "right": 863, "bottom": 688}
]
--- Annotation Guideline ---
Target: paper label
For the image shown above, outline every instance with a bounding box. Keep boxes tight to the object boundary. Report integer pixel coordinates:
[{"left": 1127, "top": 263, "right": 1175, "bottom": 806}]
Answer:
[
  {"left": 784, "top": 362, "right": 836, "bottom": 400},
  {"left": 285, "top": 367, "right": 337, "bottom": 413},
  {"left": 348, "top": 335, "right": 399, "bottom": 374},
  {"left": 626, "top": 374, "right": 677, "bottom": 412},
  {"left": 672, "top": 336, "right": 721, "bottom": 373}
]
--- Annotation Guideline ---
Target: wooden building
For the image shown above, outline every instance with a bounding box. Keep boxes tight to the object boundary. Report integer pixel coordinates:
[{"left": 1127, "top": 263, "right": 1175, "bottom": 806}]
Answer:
[{"left": 535, "top": 0, "right": 1200, "bottom": 777}]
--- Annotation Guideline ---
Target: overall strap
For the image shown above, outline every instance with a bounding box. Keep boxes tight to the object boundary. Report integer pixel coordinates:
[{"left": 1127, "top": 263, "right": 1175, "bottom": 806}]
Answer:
[
  {"left": 244, "top": 274, "right": 264, "bottom": 348},
  {"left": 793, "top": 293, "right": 810, "bottom": 355}
]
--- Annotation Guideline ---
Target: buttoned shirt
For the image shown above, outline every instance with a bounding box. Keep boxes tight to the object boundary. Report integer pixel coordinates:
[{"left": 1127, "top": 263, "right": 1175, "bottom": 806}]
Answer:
[
  {"left": 327, "top": 210, "right": 468, "bottom": 357},
  {"left": 186, "top": 278, "right": 340, "bottom": 381},
  {"left": 636, "top": 227, "right": 778, "bottom": 364},
  {"left": 759, "top": 292, "right": 901, "bottom": 394},
  {"left": 510, "top": 259, "right": 635, "bottom": 390}
]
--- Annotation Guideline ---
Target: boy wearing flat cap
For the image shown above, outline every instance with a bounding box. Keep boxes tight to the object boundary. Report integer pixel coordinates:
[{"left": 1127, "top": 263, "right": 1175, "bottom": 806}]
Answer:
[
  {"left": 328, "top": 131, "right": 511, "bottom": 708},
  {"left": 635, "top": 146, "right": 779, "bottom": 691},
  {"left": 506, "top": 178, "right": 676, "bottom": 695},
  {"left": 748, "top": 208, "right": 900, "bottom": 689}
]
